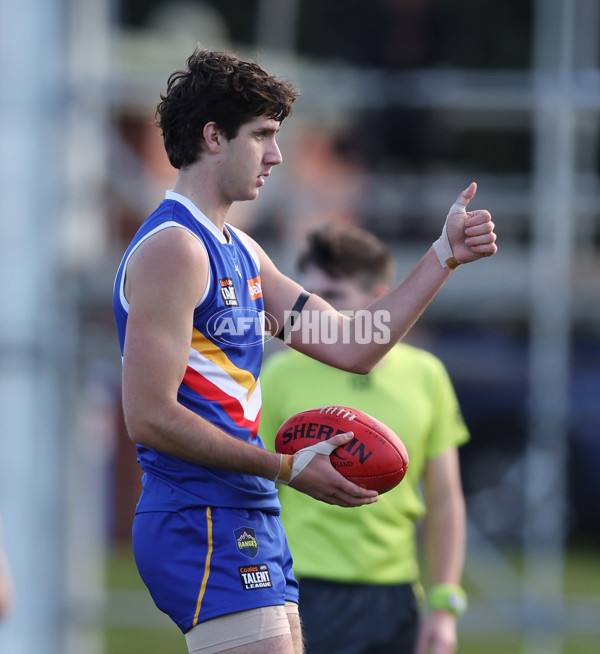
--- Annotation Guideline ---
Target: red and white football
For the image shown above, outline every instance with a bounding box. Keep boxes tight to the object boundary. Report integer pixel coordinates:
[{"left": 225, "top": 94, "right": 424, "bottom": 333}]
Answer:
[{"left": 275, "top": 405, "right": 409, "bottom": 494}]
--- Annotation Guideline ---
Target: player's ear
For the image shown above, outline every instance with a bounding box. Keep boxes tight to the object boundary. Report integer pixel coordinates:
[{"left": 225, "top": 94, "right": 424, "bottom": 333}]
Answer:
[{"left": 203, "top": 122, "right": 223, "bottom": 153}]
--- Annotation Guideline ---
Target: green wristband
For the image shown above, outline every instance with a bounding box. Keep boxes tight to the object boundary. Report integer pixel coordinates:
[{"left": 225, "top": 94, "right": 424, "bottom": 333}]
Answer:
[{"left": 427, "top": 583, "right": 467, "bottom": 618}]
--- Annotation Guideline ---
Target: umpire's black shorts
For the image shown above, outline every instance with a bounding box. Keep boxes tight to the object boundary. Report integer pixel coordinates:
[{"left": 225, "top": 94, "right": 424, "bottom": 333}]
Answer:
[{"left": 298, "top": 578, "right": 419, "bottom": 654}]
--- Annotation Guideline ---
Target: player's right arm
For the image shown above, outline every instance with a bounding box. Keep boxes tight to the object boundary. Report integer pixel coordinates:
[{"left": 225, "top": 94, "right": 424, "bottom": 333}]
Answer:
[{"left": 121, "top": 227, "right": 376, "bottom": 507}]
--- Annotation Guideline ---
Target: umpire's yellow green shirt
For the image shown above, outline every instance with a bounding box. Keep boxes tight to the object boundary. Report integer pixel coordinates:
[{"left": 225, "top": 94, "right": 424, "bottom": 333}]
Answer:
[{"left": 259, "top": 343, "right": 469, "bottom": 584}]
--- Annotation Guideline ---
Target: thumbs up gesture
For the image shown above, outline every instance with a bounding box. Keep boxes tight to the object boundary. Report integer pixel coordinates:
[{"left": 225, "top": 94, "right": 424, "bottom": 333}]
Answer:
[{"left": 432, "top": 182, "right": 497, "bottom": 269}]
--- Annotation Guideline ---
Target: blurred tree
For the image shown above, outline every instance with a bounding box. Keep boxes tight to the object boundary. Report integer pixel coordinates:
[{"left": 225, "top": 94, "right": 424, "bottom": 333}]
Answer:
[
  {"left": 296, "top": 0, "right": 532, "bottom": 69},
  {"left": 118, "top": 0, "right": 533, "bottom": 69},
  {"left": 118, "top": 0, "right": 258, "bottom": 43}
]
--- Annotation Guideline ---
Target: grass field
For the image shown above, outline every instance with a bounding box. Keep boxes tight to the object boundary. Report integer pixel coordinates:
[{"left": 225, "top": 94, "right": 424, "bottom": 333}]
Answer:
[{"left": 103, "top": 544, "right": 600, "bottom": 654}]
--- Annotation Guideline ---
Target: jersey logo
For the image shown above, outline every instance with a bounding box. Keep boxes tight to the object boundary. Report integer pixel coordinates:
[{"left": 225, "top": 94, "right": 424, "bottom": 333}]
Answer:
[
  {"left": 239, "top": 564, "right": 272, "bottom": 590},
  {"left": 234, "top": 527, "right": 258, "bottom": 558},
  {"left": 247, "top": 276, "right": 263, "bottom": 300},
  {"left": 219, "top": 277, "right": 239, "bottom": 307}
]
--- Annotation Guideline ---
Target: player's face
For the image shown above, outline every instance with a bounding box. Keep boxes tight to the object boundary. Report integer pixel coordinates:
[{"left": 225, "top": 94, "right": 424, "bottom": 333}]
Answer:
[
  {"left": 301, "top": 265, "right": 375, "bottom": 313},
  {"left": 218, "top": 115, "right": 283, "bottom": 203}
]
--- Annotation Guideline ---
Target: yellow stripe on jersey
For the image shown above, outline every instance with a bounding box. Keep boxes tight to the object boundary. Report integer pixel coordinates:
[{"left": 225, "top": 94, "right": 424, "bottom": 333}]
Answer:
[
  {"left": 193, "top": 507, "right": 213, "bottom": 627},
  {"left": 191, "top": 328, "right": 259, "bottom": 398}
]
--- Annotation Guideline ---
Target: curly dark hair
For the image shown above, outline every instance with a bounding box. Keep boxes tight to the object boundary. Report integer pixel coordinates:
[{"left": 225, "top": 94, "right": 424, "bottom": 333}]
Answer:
[
  {"left": 297, "top": 224, "right": 395, "bottom": 290},
  {"left": 155, "top": 49, "right": 299, "bottom": 169}
]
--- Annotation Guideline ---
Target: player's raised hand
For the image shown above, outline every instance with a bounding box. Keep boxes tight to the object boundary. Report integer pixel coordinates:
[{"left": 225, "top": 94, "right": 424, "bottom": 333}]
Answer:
[{"left": 432, "top": 182, "right": 497, "bottom": 269}]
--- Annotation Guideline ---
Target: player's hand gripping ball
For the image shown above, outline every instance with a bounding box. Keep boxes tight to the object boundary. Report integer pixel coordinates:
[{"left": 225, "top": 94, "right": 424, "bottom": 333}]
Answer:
[{"left": 275, "top": 406, "right": 409, "bottom": 493}]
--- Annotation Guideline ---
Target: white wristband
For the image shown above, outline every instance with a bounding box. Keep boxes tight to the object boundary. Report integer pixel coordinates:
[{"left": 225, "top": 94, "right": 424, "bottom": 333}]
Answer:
[
  {"left": 274, "top": 440, "right": 340, "bottom": 485},
  {"left": 432, "top": 201, "right": 467, "bottom": 270}
]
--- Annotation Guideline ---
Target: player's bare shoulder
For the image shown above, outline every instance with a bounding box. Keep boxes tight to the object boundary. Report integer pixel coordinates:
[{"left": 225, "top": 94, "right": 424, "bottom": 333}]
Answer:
[{"left": 125, "top": 226, "right": 209, "bottom": 306}]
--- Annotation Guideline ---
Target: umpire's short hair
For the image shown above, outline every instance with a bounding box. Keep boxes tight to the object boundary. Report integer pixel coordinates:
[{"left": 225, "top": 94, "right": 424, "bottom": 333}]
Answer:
[{"left": 297, "top": 224, "right": 395, "bottom": 290}]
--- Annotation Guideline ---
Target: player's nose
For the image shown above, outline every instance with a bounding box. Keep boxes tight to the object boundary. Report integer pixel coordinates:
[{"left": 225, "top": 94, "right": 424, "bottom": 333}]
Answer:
[{"left": 266, "top": 139, "right": 283, "bottom": 166}]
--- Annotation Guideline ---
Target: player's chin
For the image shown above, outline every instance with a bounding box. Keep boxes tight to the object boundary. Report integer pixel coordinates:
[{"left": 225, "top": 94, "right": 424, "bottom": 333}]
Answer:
[{"left": 235, "top": 188, "right": 260, "bottom": 202}]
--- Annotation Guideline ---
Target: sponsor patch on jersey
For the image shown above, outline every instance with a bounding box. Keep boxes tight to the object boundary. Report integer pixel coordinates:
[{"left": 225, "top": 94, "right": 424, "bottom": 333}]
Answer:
[
  {"left": 219, "top": 277, "right": 239, "bottom": 307},
  {"left": 234, "top": 526, "right": 258, "bottom": 558},
  {"left": 247, "top": 276, "right": 263, "bottom": 300},
  {"left": 238, "top": 563, "right": 273, "bottom": 590}
]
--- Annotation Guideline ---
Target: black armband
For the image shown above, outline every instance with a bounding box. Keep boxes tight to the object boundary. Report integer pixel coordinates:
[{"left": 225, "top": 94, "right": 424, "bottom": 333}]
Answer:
[{"left": 276, "top": 290, "right": 311, "bottom": 341}]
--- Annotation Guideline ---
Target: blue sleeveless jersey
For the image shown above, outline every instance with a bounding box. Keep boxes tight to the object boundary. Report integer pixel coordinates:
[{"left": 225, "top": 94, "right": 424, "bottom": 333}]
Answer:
[{"left": 113, "top": 191, "right": 279, "bottom": 513}]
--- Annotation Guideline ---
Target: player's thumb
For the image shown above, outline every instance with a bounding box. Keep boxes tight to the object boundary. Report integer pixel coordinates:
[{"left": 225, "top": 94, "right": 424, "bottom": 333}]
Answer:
[
  {"left": 328, "top": 431, "right": 354, "bottom": 450},
  {"left": 279, "top": 433, "right": 354, "bottom": 484},
  {"left": 448, "top": 181, "right": 477, "bottom": 215},
  {"left": 304, "top": 431, "right": 354, "bottom": 457},
  {"left": 294, "top": 431, "right": 354, "bottom": 468}
]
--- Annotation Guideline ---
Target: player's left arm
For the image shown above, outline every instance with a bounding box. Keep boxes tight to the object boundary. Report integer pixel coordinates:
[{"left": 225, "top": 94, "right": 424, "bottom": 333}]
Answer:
[
  {"left": 246, "top": 184, "right": 496, "bottom": 373},
  {"left": 415, "top": 447, "right": 466, "bottom": 654},
  {"left": 252, "top": 233, "right": 439, "bottom": 370}
]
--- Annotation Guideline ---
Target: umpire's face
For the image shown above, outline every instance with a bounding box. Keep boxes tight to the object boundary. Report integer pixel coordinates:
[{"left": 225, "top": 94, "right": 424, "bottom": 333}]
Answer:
[{"left": 301, "top": 265, "right": 380, "bottom": 314}]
